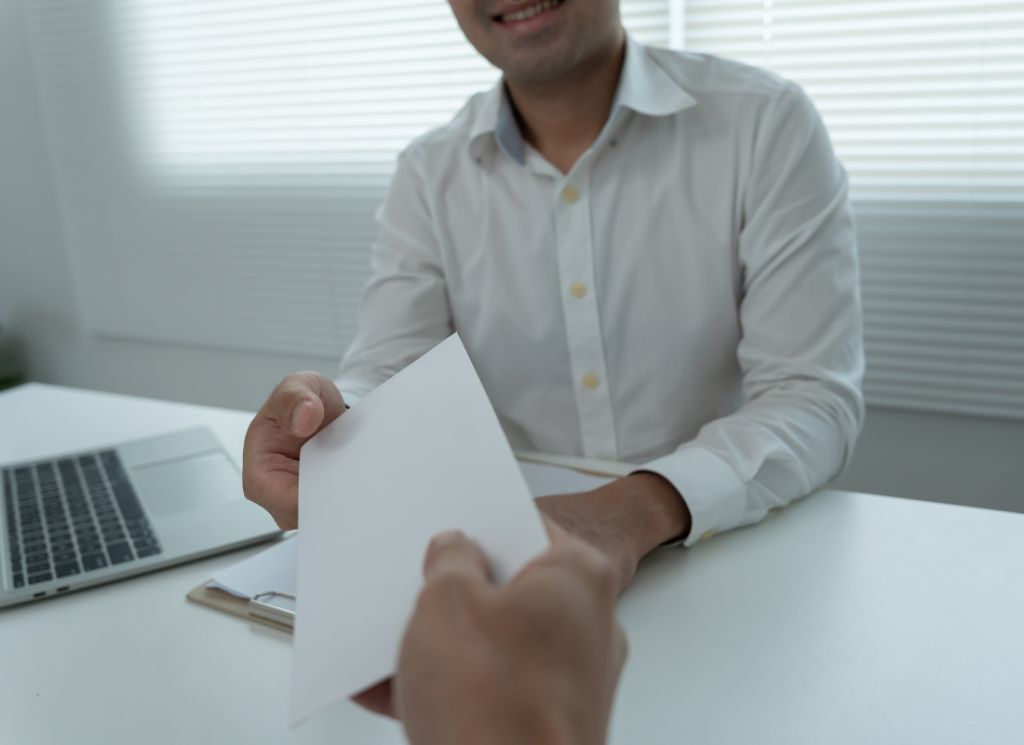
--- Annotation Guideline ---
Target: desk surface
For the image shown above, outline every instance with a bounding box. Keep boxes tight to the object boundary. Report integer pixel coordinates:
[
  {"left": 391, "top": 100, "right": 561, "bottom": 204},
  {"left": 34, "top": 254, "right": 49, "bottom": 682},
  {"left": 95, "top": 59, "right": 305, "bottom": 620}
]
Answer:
[{"left": 2, "top": 383, "right": 1023, "bottom": 745}]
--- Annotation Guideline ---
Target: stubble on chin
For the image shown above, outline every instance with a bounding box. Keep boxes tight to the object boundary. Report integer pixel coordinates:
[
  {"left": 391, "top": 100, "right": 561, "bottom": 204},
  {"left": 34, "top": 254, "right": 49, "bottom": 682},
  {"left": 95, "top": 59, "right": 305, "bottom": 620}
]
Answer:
[{"left": 464, "top": 3, "right": 591, "bottom": 85}]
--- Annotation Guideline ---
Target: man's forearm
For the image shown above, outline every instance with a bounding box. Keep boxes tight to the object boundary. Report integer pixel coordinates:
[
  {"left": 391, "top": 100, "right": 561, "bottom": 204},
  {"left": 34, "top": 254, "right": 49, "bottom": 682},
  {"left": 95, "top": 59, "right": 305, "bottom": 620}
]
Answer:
[
  {"left": 604, "top": 472, "right": 691, "bottom": 553},
  {"left": 536, "top": 472, "right": 691, "bottom": 593}
]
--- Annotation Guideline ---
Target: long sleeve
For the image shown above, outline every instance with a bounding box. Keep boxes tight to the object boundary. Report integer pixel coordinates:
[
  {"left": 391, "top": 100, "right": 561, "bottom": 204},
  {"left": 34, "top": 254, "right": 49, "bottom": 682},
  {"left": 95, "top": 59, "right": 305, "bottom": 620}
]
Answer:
[
  {"left": 333, "top": 150, "right": 454, "bottom": 407},
  {"left": 637, "top": 83, "right": 865, "bottom": 547}
]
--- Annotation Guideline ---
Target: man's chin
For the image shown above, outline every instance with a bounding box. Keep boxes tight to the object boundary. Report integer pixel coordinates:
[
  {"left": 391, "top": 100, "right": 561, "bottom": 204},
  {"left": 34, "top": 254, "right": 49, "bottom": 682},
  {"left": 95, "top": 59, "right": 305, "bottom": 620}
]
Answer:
[{"left": 496, "top": 43, "right": 586, "bottom": 87}]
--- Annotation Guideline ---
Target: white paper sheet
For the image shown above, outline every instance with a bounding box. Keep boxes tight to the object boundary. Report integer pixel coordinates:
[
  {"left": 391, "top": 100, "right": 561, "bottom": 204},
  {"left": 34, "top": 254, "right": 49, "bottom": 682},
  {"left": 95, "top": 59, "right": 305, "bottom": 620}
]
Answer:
[
  {"left": 291, "top": 334, "right": 550, "bottom": 724},
  {"left": 208, "top": 464, "right": 611, "bottom": 601},
  {"left": 209, "top": 535, "right": 297, "bottom": 599}
]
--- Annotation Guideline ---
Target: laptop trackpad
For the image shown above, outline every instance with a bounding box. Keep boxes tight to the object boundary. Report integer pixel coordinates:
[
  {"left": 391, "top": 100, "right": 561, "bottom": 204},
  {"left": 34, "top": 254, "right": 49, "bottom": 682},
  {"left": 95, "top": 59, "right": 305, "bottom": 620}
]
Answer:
[{"left": 131, "top": 451, "right": 243, "bottom": 519}]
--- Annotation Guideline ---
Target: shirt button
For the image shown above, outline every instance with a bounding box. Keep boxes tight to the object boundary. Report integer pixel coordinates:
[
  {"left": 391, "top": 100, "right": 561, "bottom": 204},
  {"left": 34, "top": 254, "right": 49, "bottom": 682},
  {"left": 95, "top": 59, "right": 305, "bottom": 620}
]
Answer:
[
  {"left": 570, "top": 283, "right": 587, "bottom": 298},
  {"left": 582, "top": 374, "right": 599, "bottom": 389},
  {"left": 562, "top": 186, "right": 579, "bottom": 203}
]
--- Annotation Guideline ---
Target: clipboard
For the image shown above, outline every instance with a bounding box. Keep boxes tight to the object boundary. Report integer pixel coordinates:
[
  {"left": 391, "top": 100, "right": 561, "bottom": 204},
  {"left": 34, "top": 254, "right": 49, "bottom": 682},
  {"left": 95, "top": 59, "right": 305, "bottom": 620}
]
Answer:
[
  {"left": 187, "top": 581, "right": 296, "bottom": 633},
  {"left": 185, "top": 452, "right": 632, "bottom": 633}
]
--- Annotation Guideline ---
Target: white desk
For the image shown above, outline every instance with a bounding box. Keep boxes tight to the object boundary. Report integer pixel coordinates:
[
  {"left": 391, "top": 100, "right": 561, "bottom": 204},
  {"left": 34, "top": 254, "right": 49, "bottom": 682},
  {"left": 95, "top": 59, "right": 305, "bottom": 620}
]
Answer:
[{"left": 2, "top": 383, "right": 1023, "bottom": 745}]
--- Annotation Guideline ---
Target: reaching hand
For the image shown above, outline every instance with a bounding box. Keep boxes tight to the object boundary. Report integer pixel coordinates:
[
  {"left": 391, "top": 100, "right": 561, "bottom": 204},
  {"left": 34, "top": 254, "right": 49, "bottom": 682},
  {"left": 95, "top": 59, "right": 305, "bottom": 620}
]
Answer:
[
  {"left": 241, "top": 372, "right": 346, "bottom": 530},
  {"left": 392, "top": 523, "right": 628, "bottom": 745}
]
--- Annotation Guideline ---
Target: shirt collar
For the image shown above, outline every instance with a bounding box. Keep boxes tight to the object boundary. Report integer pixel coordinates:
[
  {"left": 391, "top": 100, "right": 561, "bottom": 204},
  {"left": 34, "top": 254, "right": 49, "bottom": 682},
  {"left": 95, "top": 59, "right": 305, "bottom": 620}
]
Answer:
[
  {"left": 468, "top": 34, "right": 697, "bottom": 168},
  {"left": 616, "top": 34, "right": 697, "bottom": 117},
  {"left": 467, "top": 83, "right": 523, "bottom": 167}
]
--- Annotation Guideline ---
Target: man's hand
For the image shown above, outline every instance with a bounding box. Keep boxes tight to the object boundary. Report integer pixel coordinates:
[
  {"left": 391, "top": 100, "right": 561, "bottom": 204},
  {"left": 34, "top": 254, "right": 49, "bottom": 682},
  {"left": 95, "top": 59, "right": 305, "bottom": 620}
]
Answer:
[
  {"left": 241, "top": 372, "right": 346, "bottom": 530},
  {"left": 393, "top": 524, "right": 627, "bottom": 745},
  {"left": 536, "top": 472, "right": 691, "bottom": 594}
]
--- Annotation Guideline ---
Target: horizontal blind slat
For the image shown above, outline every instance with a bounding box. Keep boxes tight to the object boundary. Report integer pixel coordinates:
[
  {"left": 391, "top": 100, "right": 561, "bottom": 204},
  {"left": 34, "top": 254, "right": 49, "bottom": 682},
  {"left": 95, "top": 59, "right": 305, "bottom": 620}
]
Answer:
[
  {"left": 689, "top": 1, "right": 1024, "bottom": 421},
  {"left": 24, "top": 0, "right": 670, "bottom": 360}
]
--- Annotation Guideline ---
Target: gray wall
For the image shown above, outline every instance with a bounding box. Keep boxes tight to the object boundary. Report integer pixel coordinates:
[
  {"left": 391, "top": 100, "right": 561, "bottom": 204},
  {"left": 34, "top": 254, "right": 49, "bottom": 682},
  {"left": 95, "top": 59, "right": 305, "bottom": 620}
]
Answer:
[
  {"left": 0, "top": 0, "right": 337, "bottom": 412},
  {"left": 2, "top": 0, "right": 1022, "bottom": 515},
  {"left": 831, "top": 408, "right": 1024, "bottom": 515}
]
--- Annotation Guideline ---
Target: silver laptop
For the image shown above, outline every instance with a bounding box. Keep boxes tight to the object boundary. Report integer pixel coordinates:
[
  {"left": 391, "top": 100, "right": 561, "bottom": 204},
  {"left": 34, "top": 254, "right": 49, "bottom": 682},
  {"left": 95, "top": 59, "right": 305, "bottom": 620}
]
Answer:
[{"left": 1, "top": 427, "right": 280, "bottom": 608}]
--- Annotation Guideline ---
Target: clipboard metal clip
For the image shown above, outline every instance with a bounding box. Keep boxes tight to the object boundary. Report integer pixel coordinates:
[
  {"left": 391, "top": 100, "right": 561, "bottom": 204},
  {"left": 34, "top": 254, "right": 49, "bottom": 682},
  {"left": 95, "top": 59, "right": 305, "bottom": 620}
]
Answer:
[{"left": 248, "top": 590, "right": 296, "bottom": 627}]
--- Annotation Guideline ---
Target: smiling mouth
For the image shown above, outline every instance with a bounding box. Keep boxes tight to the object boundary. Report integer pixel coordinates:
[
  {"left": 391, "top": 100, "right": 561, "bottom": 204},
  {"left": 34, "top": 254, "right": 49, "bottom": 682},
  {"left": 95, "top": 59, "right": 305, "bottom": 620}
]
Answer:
[{"left": 494, "top": 0, "right": 564, "bottom": 24}]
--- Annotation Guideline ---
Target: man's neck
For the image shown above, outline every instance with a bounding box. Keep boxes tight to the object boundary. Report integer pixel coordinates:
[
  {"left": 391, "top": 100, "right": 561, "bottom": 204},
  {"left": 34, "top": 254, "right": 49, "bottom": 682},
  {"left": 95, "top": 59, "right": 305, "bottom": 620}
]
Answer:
[{"left": 504, "top": 31, "right": 626, "bottom": 175}]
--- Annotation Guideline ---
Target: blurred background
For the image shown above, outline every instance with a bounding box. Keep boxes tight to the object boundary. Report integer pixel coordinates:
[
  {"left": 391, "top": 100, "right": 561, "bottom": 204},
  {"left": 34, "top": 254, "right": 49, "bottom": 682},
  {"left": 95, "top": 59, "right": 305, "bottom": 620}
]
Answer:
[{"left": 1, "top": 0, "right": 1021, "bottom": 513}]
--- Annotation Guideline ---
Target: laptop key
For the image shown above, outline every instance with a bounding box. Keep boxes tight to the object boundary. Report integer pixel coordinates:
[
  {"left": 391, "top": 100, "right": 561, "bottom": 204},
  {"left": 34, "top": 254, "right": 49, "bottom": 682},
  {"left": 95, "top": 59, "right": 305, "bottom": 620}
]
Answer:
[
  {"left": 111, "top": 481, "right": 144, "bottom": 521},
  {"left": 55, "top": 562, "right": 80, "bottom": 578},
  {"left": 27, "top": 561, "right": 51, "bottom": 574},
  {"left": 81, "top": 553, "right": 108, "bottom": 571},
  {"left": 28, "top": 572, "right": 53, "bottom": 584},
  {"left": 13, "top": 573, "right": 24, "bottom": 588},
  {"left": 135, "top": 546, "right": 162, "bottom": 558},
  {"left": 133, "top": 537, "right": 157, "bottom": 550},
  {"left": 53, "top": 551, "right": 77, "bottom": 563},
  {"left": 26, "top": 552, "right": 48, "bottom": 564},
  {"left": 79, "top": 541, "right": 102, "bottom": 554},
  {"left": 51, "top": 541, "right": 75, "bottom": 553},
  {"left": 107, "top": 543, "right": 134, "bottom": 564}
]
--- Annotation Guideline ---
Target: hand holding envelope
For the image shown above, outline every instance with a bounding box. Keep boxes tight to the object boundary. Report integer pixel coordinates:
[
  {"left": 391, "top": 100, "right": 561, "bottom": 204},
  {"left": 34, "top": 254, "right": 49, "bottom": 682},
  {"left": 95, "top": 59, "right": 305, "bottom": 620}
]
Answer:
[
  {"left": 395, "top": 524, "right": 627, "bottom": 745},
  {"left": 292, "top": 334, "right": 551, "bottom": 724}
]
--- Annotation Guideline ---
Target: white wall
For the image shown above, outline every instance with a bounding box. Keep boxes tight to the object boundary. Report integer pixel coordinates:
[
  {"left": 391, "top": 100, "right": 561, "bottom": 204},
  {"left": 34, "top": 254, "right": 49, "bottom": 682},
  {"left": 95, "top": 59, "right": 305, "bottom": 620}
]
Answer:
[{"left": 2, "top": 0, "right": 1021, "bottom": 515}]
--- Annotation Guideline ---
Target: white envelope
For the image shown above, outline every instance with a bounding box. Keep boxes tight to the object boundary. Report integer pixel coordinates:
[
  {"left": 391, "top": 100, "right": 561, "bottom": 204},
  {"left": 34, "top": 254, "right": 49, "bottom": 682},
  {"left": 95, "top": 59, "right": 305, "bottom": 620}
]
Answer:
[{"left": 292, "top": 333, "right": 550, "bottom": 724}]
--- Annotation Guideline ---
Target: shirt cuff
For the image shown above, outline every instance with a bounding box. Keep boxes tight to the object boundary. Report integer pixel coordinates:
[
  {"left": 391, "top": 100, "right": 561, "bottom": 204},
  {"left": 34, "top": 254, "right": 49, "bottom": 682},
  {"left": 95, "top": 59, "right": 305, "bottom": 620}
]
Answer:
[{"left": 631, "top": 447, "right": 747, "bottom": 548}]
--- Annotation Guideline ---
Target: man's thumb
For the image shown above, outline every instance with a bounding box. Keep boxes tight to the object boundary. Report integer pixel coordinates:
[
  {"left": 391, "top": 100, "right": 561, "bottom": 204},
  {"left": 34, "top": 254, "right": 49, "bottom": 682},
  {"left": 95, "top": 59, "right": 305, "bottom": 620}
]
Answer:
[{"left": 422, "top": 530, "right": 492, "bottom": 585}]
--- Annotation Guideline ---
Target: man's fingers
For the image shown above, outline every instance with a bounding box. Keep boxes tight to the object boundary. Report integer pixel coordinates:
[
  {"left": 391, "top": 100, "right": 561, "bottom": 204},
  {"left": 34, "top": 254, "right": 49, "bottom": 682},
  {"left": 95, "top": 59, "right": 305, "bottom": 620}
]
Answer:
[
  {"left": 540, "top": 514, "right": 572, "bottom": 545},
  {"left": 351, "top": 678, "right": 397, "bottom": 719},
  {"left": 268, "top": 372, "right": 346, "bottom": 438},
  {"left": 290, "top": 397, "right": 323, "bottom": 436},
  {"left": 611, "top": 622, "right": 629, "bottom": 677},
  {"left": 241, "top": 372, "right": 344, "bottom": 531},
  {"left": 422, "top": 530, "right": 492, "bottom": 586}
]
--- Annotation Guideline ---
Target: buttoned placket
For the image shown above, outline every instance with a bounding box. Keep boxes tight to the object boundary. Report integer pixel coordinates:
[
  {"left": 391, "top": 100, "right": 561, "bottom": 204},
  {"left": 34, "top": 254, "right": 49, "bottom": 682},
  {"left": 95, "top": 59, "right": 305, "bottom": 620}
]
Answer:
[{"left": 524, "top": 139, "right": 619, "bottom": 461}]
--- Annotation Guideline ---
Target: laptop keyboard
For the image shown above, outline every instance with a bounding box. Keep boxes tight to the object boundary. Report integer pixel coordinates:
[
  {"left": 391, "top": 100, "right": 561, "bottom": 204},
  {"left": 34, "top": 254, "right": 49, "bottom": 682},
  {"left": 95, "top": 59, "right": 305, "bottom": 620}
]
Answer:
[{"left": 3, "top": 450, "right": 162, "bottom": 589}]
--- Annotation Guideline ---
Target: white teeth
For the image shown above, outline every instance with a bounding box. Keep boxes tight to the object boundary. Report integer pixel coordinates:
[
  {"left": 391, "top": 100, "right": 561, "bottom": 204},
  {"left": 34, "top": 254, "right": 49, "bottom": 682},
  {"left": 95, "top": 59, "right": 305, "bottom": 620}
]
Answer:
[{"left": 500, "top": 0, "right": 559, "bottom": 24}]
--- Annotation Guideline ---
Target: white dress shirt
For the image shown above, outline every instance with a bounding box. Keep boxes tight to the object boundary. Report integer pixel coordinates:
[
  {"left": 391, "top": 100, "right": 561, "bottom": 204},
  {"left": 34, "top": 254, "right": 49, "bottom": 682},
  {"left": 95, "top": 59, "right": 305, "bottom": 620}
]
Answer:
[{"left": 335, "top": 35, "right": 864, "bottom": 547}]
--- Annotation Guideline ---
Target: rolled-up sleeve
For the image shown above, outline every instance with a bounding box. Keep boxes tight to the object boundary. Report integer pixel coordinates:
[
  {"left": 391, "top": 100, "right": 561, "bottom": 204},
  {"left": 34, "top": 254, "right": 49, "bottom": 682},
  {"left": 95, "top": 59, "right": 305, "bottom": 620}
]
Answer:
[
  {"left": 637, "top": 83, "right": 865, "bottom": 547},
  {"left": 334, "top": 150, "right": 454, "bottom": 407}
]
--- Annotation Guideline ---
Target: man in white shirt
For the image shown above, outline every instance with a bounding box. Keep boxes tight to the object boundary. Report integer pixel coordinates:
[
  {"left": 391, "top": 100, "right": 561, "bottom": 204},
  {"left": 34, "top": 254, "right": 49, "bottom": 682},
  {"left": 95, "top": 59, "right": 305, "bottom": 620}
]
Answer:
[{"left": 242, "top": 0, "right": 864, "bottom": 594}]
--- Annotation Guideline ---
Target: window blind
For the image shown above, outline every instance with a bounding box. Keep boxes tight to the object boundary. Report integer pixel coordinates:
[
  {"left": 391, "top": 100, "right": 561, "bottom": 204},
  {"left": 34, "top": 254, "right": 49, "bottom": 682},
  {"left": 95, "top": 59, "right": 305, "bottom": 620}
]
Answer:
[
  {"left": 26, "top": 1, "right": 1024, "bottom": 419},
  {"left": 24, "top": 0, "right": 671, "bottom": 358},
  {"left": 686, "top": 0, "right": 1024, "bottom": 419}
]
